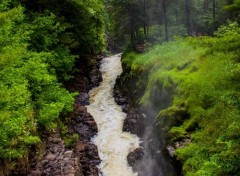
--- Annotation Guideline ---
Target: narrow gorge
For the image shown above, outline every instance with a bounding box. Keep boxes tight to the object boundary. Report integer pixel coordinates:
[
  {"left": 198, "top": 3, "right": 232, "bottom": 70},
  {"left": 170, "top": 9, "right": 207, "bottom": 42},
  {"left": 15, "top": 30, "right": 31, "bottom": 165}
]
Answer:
[
  {"left": 86, "top": 54, "right": 179, "bottom": 176},
  {"left": 87, "top": 54, "right": 139, "bottom": 176},
  {"left": 1, "top": 1, "right": 239, "bottom": 176}
]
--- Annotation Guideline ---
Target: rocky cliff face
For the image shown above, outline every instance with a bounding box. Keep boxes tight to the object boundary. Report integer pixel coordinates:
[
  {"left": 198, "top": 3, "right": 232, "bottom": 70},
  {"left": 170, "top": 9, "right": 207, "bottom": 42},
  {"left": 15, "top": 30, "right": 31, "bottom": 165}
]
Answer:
[{"left": 113, "top": 59, "right": 181, "bottom": 176}]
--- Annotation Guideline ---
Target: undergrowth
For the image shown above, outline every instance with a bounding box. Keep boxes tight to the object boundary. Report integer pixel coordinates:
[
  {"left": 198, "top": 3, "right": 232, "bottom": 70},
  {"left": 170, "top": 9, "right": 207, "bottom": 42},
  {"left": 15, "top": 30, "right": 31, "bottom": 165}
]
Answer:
[{"left": 122, "top": 22, "right": 240, "bottom": 175}]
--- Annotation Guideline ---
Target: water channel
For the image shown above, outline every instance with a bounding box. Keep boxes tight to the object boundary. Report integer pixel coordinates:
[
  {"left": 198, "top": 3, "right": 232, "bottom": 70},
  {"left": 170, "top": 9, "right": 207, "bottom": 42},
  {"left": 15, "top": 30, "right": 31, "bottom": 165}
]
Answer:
[{"left": 87, "top": 54, "right": 140, "bottom": 176}]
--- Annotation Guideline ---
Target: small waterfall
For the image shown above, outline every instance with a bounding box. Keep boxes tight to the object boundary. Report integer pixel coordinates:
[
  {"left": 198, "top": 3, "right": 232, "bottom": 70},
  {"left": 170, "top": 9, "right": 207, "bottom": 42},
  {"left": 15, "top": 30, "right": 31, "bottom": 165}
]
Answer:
[{"left": 87, "top": 54, "right": 140, "bottom": 176}]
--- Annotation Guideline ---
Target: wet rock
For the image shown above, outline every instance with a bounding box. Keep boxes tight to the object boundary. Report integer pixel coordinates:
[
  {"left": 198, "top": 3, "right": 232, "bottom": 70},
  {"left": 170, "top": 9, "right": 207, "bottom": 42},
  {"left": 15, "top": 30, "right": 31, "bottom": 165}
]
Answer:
[
  {"left": 65, "top": 174, "right": 75, "bottom": 176},
  {"left": 90, "top": 68, "right": 102, "bottom": 87},
  {"left": 117, "top": 97, "right": 127, "bottom": 105},
  {"left": 75, "top": 142, "right": 100, "bottom": 176},
  {"left": 167, "top": 146, "right": 175, "bottom": 157},
  {"left": 123, "top": 108, "right": 145, "bottom": 136},
  {"left": 41, "top": 160, "right": 48, "bottom": 166},
  {"left": 64, "top": 151, "right": 73, "bottom": 158},
  {"left": 75, "top": 93, "right": 90, "bottom": 106},
  {"left": 96, "top": 55, "right": 104, "bottom": 62},
  {"left": 30, "top": 169, "right": 41, "bottom": 176},
  {"left": 56, "top": 155, "right": 64, "bottom": 160},
  {"left": 113, "top": 81, "right": 129, "bottom": 113},
  {"left": 75, "top": 142, "right": 85, "bottom": 151},
  {"left": 127, "top": 148, "right": 144, "bottom": 167},
  {"left": 65, "top": 75, "right": 90, "bottom": 93},
  {"left": 70, "top": 111, "right": 98, "bottom": 141},
  {"left": 114, "top": 89, "right": 127, "bottom": 103},
  {"left": 89, "top": 58, "right": 103, "bottom": 72},
  {"left": 45, "top": 154, "right": 56, "bottom": 161},
  {"left": 52, "top": 146, "right": 59, "bottom": 153},
  {"left": 27, "top": 133, "right": 82, "bottom": 176},
  {"left": 75, "top": 105, "right": 88, "bottom": 114},
  {"left": 167, "top": 135, "right": 191, "bottom": 157},
  {"left": 50, "top": 137, "right": 62, "bottom": 144}
]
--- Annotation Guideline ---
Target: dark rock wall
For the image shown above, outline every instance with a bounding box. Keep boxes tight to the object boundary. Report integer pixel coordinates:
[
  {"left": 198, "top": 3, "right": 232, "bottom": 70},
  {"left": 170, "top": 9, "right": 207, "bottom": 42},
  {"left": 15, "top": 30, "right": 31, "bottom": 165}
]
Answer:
[
  {"left": 113, "top": 58, "right": 181, "bottom": 176},
  {"left": 62, "top": 55, "right": 103, "bottom": 176}
]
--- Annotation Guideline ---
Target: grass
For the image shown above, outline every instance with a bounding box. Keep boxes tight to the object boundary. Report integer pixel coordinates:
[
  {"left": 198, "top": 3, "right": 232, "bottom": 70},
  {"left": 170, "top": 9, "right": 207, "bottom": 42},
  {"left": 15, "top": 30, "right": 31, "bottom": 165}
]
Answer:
[{"left": 122, "top": 35, "right": 240, "bottom": 175}]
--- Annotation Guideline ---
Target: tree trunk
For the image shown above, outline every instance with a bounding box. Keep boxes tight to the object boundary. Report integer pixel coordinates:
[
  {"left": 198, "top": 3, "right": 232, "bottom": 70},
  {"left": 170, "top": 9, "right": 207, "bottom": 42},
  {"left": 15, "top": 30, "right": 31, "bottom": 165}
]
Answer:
[
  {"left": 129, "top": 4, "right": 136, "bottom": 50},
  {"left": 163, "top": 0, "right": 169, "bottom": 41},
  {"left": 185, "top": 0, "right": 191, "bottom": 35},
  {"left": 143, "top": 0, "right": 147, "bottom": 35},
  {"left": 212, "top": 0, "right": 216, "bottom": 33},
  {"left": 204, "top": 0, "right": 209, "bottom": 12}
]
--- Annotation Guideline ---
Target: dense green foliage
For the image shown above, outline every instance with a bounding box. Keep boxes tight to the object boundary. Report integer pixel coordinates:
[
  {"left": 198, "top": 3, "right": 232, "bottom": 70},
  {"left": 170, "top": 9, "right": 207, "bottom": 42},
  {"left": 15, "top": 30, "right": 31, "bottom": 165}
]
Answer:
[
  {"left": 0, "top": 0, "right": 105, "bottom": 162},
  {"left": 122, "top": 22, "right": 240, "bottom": 175},
  {"left": 1, "top": 0, "right": 240, "bottom": 175}
]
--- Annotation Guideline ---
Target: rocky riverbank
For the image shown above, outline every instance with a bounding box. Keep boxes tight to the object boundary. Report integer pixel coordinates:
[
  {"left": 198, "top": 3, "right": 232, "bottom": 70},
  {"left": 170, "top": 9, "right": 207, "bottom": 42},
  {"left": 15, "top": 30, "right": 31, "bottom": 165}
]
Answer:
[{"left": 10, "top": 56, "right": 103, "bottom": 176}]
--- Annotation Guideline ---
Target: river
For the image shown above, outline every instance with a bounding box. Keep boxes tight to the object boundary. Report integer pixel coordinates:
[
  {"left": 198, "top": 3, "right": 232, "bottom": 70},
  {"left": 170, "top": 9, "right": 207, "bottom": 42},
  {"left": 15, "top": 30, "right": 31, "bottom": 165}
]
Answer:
[{"left": 87, "top": 54, "right": 140, "bottom": 176}]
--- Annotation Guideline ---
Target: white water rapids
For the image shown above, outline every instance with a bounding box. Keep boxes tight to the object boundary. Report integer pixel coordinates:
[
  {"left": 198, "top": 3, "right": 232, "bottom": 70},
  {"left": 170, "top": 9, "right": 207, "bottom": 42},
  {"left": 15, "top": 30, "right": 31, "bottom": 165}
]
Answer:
[{"left": 87, "top": 54, "right": 140, "bottom": 176}]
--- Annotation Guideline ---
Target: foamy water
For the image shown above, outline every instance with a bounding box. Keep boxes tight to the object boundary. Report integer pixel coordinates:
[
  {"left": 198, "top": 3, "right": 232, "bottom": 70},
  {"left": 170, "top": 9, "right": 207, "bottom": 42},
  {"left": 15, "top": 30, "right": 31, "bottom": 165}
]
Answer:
[{"left": 87, "top": 54, "right": 140, "bottom": 176}]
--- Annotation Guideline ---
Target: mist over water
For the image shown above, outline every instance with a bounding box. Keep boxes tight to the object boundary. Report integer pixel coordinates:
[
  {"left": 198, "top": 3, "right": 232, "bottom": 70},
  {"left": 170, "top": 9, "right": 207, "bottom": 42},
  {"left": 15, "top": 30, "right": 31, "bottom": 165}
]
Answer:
[
  {"left": 138, "top": 124, "right": 179, "bottom": 176},
  {"left": 137, "top": 103, "right": 179, "bottom": 176},
  {"left": 87, "top": 54, "right": 140, "bottom": 176}
]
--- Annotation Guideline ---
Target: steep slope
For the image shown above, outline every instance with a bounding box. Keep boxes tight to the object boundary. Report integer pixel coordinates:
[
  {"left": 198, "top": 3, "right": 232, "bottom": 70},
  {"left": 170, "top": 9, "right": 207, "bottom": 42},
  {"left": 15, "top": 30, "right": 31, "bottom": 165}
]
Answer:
[{"left": 116, "top": 25, "right": 240, "bottom": 175}]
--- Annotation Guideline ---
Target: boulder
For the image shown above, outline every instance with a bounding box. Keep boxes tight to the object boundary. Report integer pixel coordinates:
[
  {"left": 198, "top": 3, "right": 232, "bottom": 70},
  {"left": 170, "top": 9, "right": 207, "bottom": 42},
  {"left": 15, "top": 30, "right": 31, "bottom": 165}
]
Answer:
[
  {"left": 90, "top": 68, "right": 102, "bottom": 87},
  {"left": 75, "top": 93, "right": 90, "bottom": 106},
  {"left": 45, "top": 154, "right": 56, "bottom": 161},
  {"left": 64, "top": 151, "right": 73, "bottom": 158},
  {"left": 127, "top": 148, "right": 144, "bottom": 167},
  {"left": 123, "top": 108, "right": 145, "bottom": 136}
]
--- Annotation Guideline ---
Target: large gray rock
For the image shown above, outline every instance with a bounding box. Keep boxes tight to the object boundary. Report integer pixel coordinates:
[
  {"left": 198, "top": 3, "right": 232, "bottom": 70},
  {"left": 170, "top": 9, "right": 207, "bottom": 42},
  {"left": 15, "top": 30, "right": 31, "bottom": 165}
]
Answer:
[
  {"left": 45, "top": 154, "right": 56, "bottom": 161},
  {"left": 90, "top": 68, "right": 102, "bottom": 87},
  {"left": 123, "top": 108, "right": 146, "bottom": 136}
]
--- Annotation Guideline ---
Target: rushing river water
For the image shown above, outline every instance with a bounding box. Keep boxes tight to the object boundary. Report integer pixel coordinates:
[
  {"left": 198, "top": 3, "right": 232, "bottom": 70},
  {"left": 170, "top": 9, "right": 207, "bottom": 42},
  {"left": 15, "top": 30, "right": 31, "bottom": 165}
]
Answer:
[{"left": 87, "top": 54, "right": 140, "bottom": 176}]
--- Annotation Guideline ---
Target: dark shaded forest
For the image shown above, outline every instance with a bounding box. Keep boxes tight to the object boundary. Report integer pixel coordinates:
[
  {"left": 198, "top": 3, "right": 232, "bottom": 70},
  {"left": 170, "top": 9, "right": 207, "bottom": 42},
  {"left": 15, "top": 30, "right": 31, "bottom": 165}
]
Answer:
[{"left": 106, "top": 0, "right": 239, "bottom": 51}]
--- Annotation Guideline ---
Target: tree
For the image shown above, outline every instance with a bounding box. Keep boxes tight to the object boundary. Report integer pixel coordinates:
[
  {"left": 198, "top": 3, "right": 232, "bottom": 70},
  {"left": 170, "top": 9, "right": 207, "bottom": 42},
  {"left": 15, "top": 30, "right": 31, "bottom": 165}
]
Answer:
[
  {"left": 185, "top": 0, "right": 191, "bottom": 35},
  {"left": 106, "top": 0, "right": 148, "bottom": 50},
  {"left": 0, "top": 0, "right": 106, "bottom": 173},
  {"left": 162, "top": 0, "right": 169, "bottom": 41}
]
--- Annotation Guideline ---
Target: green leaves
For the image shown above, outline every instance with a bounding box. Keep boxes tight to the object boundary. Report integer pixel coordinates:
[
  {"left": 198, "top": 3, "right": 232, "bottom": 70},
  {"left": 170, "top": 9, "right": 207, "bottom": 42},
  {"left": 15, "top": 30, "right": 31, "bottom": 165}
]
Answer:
[
  {"left": 122, "top": 24, "right": 240, "bottom": 175},
  {"left": 224, "top": 0, "right": 240, "bottom": 19},
  {"left": 0, "top": 0, "right": 106, "bottom": 162},
  {"left": 0, "top": 0, "right": 107, "bottom": 162},
  {"left": 27, "top": 12, "right": 64, "bottom": 52},
  {"left": 0, "top": 2, "right": 74, "bottom": 160},
  {"left": 0, "top": 73, "right": 37, "bottom": 158}
]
